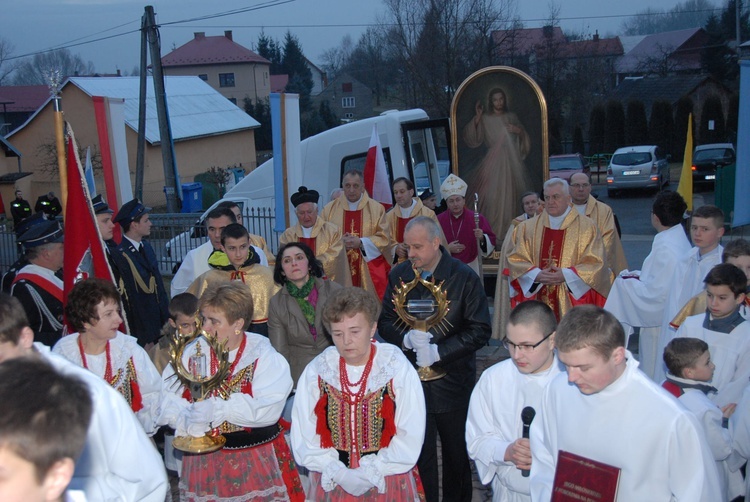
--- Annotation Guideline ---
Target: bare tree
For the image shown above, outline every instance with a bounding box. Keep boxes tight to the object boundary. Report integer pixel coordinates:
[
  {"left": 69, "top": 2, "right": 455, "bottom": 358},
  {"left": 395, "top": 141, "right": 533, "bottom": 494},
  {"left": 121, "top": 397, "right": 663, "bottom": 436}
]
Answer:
[
  {"left": 379, "top": 0, "right": 517, "bottom": 116},
  {"left": 12, "top": 48, "right": 95, "bottom": 86},
  {"left": 320, "top": 34, "right": 354, "bottom": 81},
  {"left": 0, "top": 37, "right": 18, "bottom": 85},
  {"left": 621, "top": 0, "right": 717, "bottom": 35}
]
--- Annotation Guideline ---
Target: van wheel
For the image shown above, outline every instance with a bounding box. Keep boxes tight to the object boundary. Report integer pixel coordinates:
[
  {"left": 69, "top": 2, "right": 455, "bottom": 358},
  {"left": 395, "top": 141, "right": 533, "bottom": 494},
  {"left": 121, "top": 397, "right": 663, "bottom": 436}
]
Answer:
[{"left": 607, "top": 189, "right": 616, "bottom": 198}]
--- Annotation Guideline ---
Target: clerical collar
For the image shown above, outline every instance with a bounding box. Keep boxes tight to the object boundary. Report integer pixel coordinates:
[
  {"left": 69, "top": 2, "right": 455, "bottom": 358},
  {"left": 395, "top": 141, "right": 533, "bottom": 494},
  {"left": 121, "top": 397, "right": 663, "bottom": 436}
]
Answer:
[
  {"left": 347, "top": 196, "right": 363, "bottom": 211},
  {"left": 301, "top": 225, "right": 313, "bottom": 238},
  {"left": 664, "top": 374, "right": 717, "bottom": 395},
  {"left": 547, "top": 206, "right": 571, "bottom": 230},
  {"left": 399, "top": 198, "right": 417, "bottom": 217},
  {"left": 703, "top": 306, "right": 745, "bottom": 333},
  {"left": 573, "top": 204, "right": 587, "bottom": 216}
]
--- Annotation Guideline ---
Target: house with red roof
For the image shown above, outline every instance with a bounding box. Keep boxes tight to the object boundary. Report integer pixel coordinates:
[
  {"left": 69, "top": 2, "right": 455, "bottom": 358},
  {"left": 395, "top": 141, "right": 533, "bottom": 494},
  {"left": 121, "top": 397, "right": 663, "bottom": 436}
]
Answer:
[
  {"left": 162, "top": 31, "right": 271, "bottom": 106},
  {"left": 0, "top": 85, "right": 50, "bottom": 135}
]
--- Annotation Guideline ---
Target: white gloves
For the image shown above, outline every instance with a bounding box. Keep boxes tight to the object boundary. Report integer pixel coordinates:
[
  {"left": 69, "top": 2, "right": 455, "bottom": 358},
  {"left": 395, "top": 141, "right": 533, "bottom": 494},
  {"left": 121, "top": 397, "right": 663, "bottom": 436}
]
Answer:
[
  {"left": 416, "top": 344, "right": 440, "bottom": 367},
  {"left": 175, "top": 398, "right": 225, "bottom": 437},
  {"left": 333, "top": 467, "right": 375, "bottom": 496},
  {"left": 403, "top": 329, "right": 432, "bottom": 350}
]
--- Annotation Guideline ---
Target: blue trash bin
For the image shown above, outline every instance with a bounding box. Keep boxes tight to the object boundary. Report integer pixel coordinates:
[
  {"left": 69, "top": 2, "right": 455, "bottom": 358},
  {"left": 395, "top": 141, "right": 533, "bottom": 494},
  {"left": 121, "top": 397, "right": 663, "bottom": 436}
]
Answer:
[{"left": 181, "top": 182, "right": 203, "bottom": 213}]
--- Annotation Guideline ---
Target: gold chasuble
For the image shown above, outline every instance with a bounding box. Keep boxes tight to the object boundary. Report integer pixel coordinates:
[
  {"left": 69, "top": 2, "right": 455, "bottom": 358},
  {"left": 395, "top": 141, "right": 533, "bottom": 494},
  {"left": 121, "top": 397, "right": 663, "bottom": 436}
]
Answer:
[
  {"left": 279, "top": 218, "right": 343, "bottom": 282},
  {"left": 492, "top": 215, "right": 528, "bottom": 339},
  {"left": 385, "top": 198, "right": 445, "bottom": 264},
  {"left": 583, "top": 196, "right": 628, "bottom": 278},
  {"left": 321, "top": 192, "right": 390, "bottom": 299},
  {"left": 507, "top": 209, "right": 610, "bottom": 320},
  {"left": 186, "top": 265, "right": 280, "bottom": 325}
]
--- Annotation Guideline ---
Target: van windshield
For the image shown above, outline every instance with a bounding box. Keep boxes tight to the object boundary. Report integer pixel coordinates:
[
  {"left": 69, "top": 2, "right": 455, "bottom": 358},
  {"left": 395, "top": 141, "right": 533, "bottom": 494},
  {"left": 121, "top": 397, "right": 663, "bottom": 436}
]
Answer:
[{"left": 613, "top": 152, "right": 651, "bottom": 166}]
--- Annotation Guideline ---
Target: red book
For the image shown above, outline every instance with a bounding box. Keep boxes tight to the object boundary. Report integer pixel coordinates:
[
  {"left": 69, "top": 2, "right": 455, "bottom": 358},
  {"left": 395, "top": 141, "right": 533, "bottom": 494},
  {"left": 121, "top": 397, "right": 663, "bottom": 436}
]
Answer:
[{"left": 551, "top": 450, "right": 621, "bottom": 502}]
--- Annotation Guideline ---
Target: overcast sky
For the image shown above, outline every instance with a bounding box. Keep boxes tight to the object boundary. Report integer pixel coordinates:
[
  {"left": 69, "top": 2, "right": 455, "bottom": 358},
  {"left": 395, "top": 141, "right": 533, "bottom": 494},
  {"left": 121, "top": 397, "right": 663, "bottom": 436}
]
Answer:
[{"left": 5, "top": 0, "right": 701, "bottom": 76}]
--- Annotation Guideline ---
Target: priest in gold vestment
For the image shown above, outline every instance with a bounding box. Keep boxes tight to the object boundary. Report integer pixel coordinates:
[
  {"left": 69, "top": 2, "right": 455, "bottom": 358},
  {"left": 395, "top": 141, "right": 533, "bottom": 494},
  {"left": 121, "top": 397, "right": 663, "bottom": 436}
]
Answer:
[
  {"left": 320, "top": 169, "right": 391, "bottom": 299},
  {"left": 279, "top": 186, "right": 343, "bottom": 282},
  {"left": 507, "top": 178, "right": 610, "bottom": 320},
  {"left": 187, "top": 223, "right": 279, "bottom": 336},
  {"left": 570, "top": 173, "right": 628, "bottom": 278},
  {"left": 385, "top": 177, "right": 445, "bottom": 264}
]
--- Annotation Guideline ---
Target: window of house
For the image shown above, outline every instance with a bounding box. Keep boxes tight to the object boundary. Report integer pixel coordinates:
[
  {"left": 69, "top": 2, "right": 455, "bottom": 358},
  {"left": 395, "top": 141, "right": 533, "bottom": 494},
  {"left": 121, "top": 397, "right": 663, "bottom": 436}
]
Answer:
[
  {"left": 228, "top": 98, "right": 237, "bottom": 105},
  {"left": 198, "top": 74, "right": 208, "bottom": 81},
  {"left": 344, "top": 112, "right": 354, "bottom": 119},
  {"left": 342, "top": 82, "right": 353, "bottom": 93},
  {"left": 219, "top": 73, "right": 236, "bottom": 87},
  {"left": 342, "top": 97, "right": 355, "bottom": 108}
]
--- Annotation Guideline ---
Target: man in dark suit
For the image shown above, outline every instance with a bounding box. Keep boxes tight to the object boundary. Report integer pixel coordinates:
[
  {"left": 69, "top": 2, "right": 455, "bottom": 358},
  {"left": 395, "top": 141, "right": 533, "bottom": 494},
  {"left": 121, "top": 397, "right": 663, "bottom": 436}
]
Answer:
[
  {"left": 35, "top": 191, "right": 63, "bottom": 217},
  {"left": 113, "top": 199, "right": 169, "bottom": 347}
]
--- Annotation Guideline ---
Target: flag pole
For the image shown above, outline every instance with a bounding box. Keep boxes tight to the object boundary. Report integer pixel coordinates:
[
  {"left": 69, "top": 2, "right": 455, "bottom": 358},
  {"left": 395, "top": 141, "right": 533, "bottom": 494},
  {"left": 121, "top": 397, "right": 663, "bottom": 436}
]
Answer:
[{"left": 47, "top": 70, "right": 68, "bottom": 219}]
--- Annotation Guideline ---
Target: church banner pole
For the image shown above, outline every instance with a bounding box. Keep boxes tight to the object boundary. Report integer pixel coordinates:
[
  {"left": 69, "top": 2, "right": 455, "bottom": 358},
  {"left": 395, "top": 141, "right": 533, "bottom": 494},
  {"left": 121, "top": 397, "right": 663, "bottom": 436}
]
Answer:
[
  {"left": 474, "top": 192, "right": 484, "bottom": 282},
  {"left": 47, "top": 70, "right": 68, "bottom": 219}
]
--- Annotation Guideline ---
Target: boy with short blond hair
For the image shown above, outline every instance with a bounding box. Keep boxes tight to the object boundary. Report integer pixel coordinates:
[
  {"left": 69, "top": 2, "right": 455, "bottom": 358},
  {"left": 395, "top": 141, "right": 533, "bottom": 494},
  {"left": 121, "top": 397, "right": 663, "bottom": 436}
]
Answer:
[
  {"left": 467, "top": 301, "right": 562, "bottom": 502},
  {"left": 662, "top": 338, "right": 744, "bottom": 500},
  {"left": 681, "top": 205, "right": 725, "bottom": 301},
  {"left": 675, "top": 263, "right": 750, "bottom": 407}
]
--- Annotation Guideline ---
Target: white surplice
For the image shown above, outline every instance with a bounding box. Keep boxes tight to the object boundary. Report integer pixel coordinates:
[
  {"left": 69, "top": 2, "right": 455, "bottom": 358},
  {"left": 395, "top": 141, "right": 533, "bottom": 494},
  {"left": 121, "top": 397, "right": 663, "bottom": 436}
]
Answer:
[
  {"left": 36, "top": 343, "right": 169, "bottom": 502},
  {"left": 675, "top": 315, "right": 750, "bottom": 407},
  {"left": 466, "top": 357, "right": 563, "bottom": 502},
  {"left": 729, "top": 385, "right": 750, "bottom": 501},
  {"left": 53, "top": 331, "right": 162, "bottom": 435},
  {"left": 604, "top": 224, "right": 692, "bottom": 380},
  {"left": 675, "top": 383, "right": 745, "bottom": 500},
  {"left": 677, "top": 245, "right": 724, "bottom": 308},
  {"left": 530, "top": 353, "right": 722, "bottom": 502},
  {"left": 290, "top": 342, "right": 426, "bottom": 493}
]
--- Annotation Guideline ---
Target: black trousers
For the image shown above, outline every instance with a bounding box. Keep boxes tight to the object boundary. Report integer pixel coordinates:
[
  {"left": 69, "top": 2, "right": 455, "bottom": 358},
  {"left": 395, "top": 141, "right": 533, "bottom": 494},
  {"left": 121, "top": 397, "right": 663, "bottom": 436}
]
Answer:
[{"left": 417, "top": 407, "right": 472, "bottom": 502}]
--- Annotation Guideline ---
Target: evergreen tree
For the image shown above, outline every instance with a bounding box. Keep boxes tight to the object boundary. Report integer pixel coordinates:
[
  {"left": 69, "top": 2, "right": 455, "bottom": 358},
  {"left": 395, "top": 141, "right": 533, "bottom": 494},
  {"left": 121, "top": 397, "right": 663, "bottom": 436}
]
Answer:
[
  {"left": 572, "top": 125, "right": 585, "bottom": 155},
  {"left": 673, "top": 96, "right": 694, "bottom": 162},
  {"left": 244, "top": 97, "right": 272, "bottom": 151},
  {"left": 604, "top": 100, "right": 625, "bottom": 153},
  {"left": 589, "top": 104, "right": 606, "bottom": 154},
  {"left": 649, "top": 100, "right": 674, "bottom": 155},
  {"left": 699, "top": 95, "right": 726, "bottom": 144},
  {"left": 726, "top": 93, "right": 739, "bottom": 144},
  {"left": 625, "top": 100, "right": 649, "bottom": 145},
  {"left": 318, "top": 100, "right": 338, "bottom": 129},
  {"left": 281, "top": 31, "right": 314, "bottom": 112},
  {"left": 256, "top": 31, "right": 283, "bottom": 74}
]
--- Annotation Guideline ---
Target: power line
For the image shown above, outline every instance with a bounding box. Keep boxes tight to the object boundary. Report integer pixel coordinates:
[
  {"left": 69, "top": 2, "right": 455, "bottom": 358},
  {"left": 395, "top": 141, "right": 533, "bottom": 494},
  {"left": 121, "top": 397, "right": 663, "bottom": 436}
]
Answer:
[{"left": 6, "top": 0, "right": 296, "bottom": 62}]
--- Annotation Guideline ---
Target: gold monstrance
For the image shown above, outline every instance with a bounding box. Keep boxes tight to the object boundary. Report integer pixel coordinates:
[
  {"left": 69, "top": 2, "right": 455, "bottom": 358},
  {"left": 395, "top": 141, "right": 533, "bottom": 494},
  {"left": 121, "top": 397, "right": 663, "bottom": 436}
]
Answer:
[
  {"left": 392, "top": 268, "right": 451, "bottom": 381},
  {"left": 169, "top": 316, "right": 231, "bottom": 453}
]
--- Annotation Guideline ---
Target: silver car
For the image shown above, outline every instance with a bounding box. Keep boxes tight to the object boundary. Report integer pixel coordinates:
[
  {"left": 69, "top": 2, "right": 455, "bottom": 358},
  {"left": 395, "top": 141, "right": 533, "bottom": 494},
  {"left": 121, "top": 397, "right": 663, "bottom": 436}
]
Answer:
[{"left": 607, "top": 145, "right": 670, "bottom": 197}]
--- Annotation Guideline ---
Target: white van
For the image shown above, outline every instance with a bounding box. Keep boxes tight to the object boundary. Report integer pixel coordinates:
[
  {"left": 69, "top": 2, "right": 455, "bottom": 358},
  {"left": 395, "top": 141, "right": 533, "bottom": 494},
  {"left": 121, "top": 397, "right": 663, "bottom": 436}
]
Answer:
[{"left": 166, "top": 109, "right": 452, "bottom": 268}]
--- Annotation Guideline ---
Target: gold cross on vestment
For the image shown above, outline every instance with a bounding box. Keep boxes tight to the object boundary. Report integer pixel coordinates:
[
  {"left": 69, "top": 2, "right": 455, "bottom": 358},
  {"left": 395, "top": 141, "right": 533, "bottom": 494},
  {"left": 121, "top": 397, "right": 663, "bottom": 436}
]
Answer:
[
  {"left": 543, "top": 241, "right": 557, "bottom": 268},
  {"left": 348, "top": 219, "right": 360, "bottom": 237}
]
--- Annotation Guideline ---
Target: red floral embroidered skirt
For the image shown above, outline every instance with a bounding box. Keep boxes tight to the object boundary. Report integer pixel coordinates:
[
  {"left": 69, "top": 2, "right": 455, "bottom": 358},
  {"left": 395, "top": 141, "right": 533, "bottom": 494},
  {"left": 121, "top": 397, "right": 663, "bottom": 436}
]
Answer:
[
  {"left": 179, "top": 434, "right": 303, "bottom": 501},
  {"left": 306, "top": 466, "right": 424, "bottom": 501}
]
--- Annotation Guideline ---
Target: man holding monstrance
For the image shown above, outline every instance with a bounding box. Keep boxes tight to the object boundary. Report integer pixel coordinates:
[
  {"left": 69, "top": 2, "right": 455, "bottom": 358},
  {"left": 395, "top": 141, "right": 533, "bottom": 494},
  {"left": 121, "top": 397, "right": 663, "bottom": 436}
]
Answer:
[{"left": 379, "top": 216, "right": 491, "bottom": 502}]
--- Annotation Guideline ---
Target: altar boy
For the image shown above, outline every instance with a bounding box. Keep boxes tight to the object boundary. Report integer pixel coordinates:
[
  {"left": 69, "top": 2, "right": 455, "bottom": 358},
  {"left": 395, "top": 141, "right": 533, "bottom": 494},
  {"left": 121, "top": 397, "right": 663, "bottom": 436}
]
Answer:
[
  {"left": 467, "top": 301, "right": 562, "bottom": 501},
  {"left": 530, "top": 305, "right": 721, "bottom": 501}
]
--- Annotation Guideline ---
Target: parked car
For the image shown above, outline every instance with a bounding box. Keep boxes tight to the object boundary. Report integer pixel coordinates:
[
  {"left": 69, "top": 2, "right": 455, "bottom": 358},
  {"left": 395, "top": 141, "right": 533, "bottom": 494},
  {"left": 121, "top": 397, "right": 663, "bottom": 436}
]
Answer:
[
  {"left": 548, "top": 154, "right": 590, "bottom": 182},
  {"left": 692, "top": 143, "right": 735, "bottom": 186},
  {"left": 607, "top": 145, "right": 670, "bottom": 197}
]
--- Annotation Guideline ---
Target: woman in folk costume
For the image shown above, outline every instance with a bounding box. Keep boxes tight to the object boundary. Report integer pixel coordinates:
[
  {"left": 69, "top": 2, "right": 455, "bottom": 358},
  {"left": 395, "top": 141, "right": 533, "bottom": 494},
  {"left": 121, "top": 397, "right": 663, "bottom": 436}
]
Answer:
[
  {"left": 53, "top": 278, "right": 161, "bottom": 436},
  {"left": 291, "top": 287, "right": 426, "bottom": 501},
  {"left": 268, "top": 242, "right": 342, "bottom": 387},
  {"left": 159, "top": 281, "right": 303, "bottom": 502}
]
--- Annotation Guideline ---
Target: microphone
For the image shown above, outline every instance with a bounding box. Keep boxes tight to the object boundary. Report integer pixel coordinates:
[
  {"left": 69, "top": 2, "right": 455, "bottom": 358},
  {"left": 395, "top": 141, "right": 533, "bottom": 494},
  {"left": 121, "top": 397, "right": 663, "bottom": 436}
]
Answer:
[{"left": 521, "top": 406, "right": 536, "bottom": 478}]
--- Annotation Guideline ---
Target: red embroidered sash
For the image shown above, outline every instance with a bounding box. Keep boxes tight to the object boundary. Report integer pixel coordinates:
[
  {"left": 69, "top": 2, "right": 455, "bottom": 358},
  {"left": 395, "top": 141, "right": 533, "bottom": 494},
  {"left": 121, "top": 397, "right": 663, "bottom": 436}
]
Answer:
[
  {"left": 299, "top": 236, "right": 316, "bottom": 254},
  {"left": 12, "top": 272, "right": 64, "bottom": 303}
]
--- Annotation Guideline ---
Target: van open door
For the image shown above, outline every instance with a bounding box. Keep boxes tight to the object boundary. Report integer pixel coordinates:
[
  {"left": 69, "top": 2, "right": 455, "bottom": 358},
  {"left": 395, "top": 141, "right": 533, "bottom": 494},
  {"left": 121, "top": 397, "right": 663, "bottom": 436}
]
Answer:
[{"left": 402, "top": 118, "right": 451, "bottom": 199}]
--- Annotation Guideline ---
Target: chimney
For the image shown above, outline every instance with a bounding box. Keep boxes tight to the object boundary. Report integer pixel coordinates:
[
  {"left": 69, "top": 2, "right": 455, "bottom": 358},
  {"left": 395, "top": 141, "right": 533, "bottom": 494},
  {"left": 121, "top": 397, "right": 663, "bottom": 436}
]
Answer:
[
  {"left": 593, "top": 30, "right": 600, "bottom": 42},
  {"left": 542, "top": 25, "right": 554, "bottom": 39},
  {"left": 116, "top": 69, "right": 121, "bottom": 76},
  {"left": 225, "top": 30, "right": 233, "bottom": 41},
  {"left": 194, "top": 32, "right": 205, "bottom": 40}
]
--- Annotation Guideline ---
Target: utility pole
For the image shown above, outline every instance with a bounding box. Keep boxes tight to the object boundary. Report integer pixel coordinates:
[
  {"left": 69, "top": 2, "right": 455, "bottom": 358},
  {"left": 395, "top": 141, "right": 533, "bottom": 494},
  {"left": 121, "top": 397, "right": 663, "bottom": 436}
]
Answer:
[
  {"left": 135, "top": 13, "right": 148, "bottom": 201},
  {"left": 143, "top": 5, "right": 180, "bottom": 212}
]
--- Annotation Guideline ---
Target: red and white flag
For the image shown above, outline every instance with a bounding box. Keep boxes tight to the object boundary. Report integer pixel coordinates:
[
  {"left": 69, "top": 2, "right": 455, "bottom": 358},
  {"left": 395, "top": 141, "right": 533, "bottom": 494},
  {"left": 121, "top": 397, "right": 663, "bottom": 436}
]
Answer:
[
  {"left": 363, "top": 125, "right": 393, "bottom": 210},
  {"left": 62, "top": 125, "right": 116, "bottom": 306}
]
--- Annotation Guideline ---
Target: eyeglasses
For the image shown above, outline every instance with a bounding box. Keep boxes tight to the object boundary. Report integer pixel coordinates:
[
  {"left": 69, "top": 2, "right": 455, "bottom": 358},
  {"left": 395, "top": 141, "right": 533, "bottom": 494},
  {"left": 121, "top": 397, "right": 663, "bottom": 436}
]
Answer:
[
  {"left": 570, "top": 183, "right": 590, "bottom": 189},
  {"left": 502, "top": 332, "right": 554, "bottom": 353}
]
